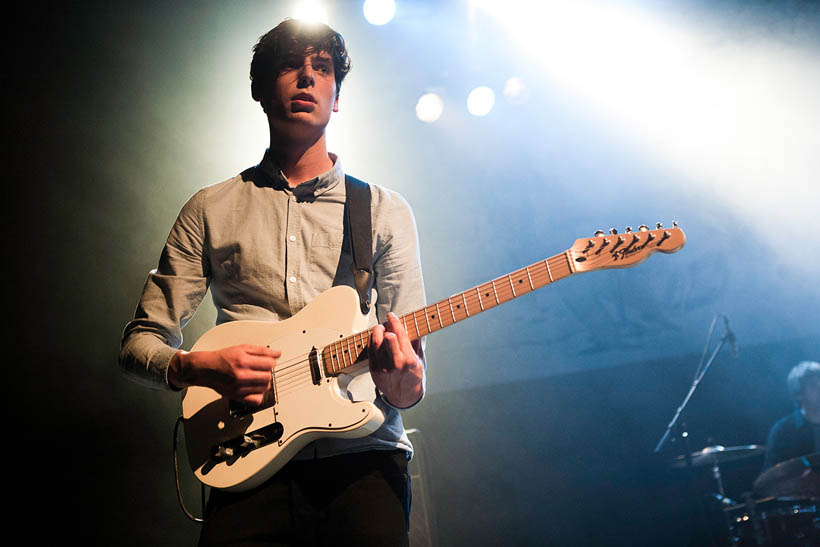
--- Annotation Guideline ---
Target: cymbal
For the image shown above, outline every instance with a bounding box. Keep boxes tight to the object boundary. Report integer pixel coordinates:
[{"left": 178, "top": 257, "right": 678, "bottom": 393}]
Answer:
[
  {"left": 669, "top": 444, "right": 765, "bottom": 468},
  {"left": 753, "top": 452, "right": 819, "bottom": 499}
]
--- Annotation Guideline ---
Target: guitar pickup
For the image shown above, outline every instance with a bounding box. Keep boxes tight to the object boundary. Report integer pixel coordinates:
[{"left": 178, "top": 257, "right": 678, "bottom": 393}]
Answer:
[{"left": 309, "top": 347, "right": 321, "bottom": 385}]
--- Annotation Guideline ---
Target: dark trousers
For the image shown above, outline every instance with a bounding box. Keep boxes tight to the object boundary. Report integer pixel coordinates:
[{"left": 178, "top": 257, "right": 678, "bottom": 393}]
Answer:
[{"left": 198, "top": 450, "right": 411, "bottom": 547}]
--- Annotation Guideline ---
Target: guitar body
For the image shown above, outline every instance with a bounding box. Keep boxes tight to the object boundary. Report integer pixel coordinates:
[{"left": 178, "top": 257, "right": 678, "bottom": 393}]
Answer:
[{"left": 181, "top": 285, "right": 384, "bottom": 492}]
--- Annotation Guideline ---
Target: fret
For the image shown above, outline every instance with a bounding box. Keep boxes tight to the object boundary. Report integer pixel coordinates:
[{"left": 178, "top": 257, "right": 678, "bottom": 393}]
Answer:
[
  {"left": 412, "top": 312, "right": 420, "bottom": 337},
  {"left": 319, "top": 346, "right": 333, "bottom": 376},
  {"left": 337, "top": 340, "right": 344, "bottom": 368},
  {"left": 508, "top": 274, "right": 516, "bottom": 297},
  {"left": 361, "top": 331, "right": 370, "bottom": 360},
  {"left": 545, "top": 259, "right": 554, "bottom": 283},
  {"left": 338, "top": 340, "right": 348, "bottom": 368},
  {"left": 345, "top": 336, "right": 355, "bottom": 365},
  {"left": 461, "top": 292, "right": 470, "bottom": 317},
  {"left": 564, "top": 251, "right": 575, "bottom": 275},
  {"left": 525, "top": 266, "right": 534, "bottom": 290},
  {"left": 491, "top": 280, "right": 500, "bottom": 304},
  {"left": 423, "top": 306, "right": 431, "bottom": 334},
  {"left": 435, "top": 302, "right": 443, "bottom": 328},
  {"left": 448, "top": 297, "right": 456, "bottom": 323},
  {"left": 475, "top": 287, "right": 484, "bottom": 311},
  {"left": 329, "top": 344, "right": 338, "bottom": 373}
]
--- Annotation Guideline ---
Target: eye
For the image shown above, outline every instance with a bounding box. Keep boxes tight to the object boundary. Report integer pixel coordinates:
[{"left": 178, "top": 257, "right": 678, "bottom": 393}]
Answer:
[{"left": 282, "top": 57, "right": 303, "bottom": 71}]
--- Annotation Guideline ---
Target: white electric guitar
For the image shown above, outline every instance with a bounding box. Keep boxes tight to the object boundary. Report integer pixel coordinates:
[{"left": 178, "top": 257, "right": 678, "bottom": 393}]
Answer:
[{"left": 182, "top": 224, "right": 686, "bottom": 491}]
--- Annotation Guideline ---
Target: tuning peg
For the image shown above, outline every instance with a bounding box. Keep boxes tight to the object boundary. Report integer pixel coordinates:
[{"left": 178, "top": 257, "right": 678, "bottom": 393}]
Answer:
[
  {"left": 625, "top": 226, "right": 633, "bottom": 233},
  {"left": 594, "top": 230, "right": 605, "bottom": 237},
  {"left": 639, "top": 225, "right": 649, "bottom": 232},
  {"left": 656, "top": 222, "right": 663, "bottom": 229},
  {"left": 673, "top": 221, "right": 678, "bottom": 227},
  {"left": 609, "top": 228, "right": 618, "bottom": 235}
]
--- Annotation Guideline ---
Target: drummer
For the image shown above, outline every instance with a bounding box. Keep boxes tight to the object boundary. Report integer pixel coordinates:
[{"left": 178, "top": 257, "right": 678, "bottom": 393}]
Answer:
[{"left": 763, "top": 360, "right": 820, "bottom": 469}]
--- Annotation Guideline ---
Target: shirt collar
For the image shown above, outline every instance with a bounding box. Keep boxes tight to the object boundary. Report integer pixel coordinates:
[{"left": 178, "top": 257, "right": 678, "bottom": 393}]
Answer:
[{"left": 258, "top": 149, "right": 343, "bottom": 199}]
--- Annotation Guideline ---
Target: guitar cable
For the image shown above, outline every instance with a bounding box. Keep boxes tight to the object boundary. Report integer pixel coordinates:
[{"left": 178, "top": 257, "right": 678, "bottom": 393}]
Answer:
[{"left": 173, "top": 416, "right": 207, "bottom": 523}]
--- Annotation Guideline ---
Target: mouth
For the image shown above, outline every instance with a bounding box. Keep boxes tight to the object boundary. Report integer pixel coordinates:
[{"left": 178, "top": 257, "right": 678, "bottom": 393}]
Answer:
[{"left": 291, "top": 93, "right": 317, "bottom": 104}]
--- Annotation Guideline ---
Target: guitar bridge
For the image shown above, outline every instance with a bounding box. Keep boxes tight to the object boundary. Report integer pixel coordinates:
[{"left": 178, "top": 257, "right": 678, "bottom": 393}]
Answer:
[{"left": 210, "top": 422, "right": 285, "bottom": 463}]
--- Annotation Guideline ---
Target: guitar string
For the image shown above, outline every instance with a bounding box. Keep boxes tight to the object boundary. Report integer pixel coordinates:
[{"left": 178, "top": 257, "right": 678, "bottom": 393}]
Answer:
[
  {"left": 271, "top": 255, "right": 568, "bottom": 392},
  {"left": 268, "top": 238, "right": 670, "bottom": 397},
  {"left": 270, "top": 256, "right": 567, "bottom": 397}
]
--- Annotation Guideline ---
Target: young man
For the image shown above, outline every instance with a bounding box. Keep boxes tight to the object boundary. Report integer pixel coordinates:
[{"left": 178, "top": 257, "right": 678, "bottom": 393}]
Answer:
[
  {"left": 762, "top": 360, "right": 820, "bottom": 470},
  {"left": 120, "top": 19, "right": 426, "bottom": 545}
]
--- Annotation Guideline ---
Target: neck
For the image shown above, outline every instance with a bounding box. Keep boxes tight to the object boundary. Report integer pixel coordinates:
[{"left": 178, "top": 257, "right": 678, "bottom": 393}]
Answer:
[{"left": 269, "top": 130, "right": 334, "bottom": 187}]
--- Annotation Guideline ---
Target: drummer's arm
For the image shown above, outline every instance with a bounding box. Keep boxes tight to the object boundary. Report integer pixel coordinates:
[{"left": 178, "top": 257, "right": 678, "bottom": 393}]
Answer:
[{"left": 762, "top": 422, "right": 786, "bottom": 470}]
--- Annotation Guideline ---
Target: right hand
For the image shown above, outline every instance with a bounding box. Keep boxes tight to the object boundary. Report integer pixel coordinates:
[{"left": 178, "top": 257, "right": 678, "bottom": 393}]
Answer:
[{"left": 168, "top": 344, "right": 281, "bottom": 406}]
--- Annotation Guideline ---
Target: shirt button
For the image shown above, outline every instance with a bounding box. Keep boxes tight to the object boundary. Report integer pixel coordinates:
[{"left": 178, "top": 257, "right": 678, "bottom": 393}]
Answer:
[
  {"left": 289, "top": 276, "right": 296, "bottom": 283},
  {"left": 289, "top": 235, "right": 296, "bottom": 242}
]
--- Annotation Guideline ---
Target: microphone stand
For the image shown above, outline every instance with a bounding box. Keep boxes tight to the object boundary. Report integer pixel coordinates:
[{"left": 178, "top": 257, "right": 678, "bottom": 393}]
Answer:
[
  {"left": 654, "top": 331, "right": 732, "bottom": 454},
  {"left": 654, "top": 315, "right": 737, "bottom": 546}
]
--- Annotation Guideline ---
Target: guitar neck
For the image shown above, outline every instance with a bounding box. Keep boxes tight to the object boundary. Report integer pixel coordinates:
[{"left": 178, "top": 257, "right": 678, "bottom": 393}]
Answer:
[{"left": 321, "top": 251, "right": 576, "bottom": 376}]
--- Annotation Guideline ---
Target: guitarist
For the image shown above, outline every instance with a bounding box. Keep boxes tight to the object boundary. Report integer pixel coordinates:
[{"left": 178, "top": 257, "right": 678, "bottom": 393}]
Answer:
[{"left": 119, "top": 18, "right": 426, "bottom": 546}]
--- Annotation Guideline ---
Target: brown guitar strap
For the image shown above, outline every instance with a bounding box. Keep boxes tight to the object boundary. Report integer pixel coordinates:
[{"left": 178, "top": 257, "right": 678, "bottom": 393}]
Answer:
[{"left": 344, "top": 174, "right": 373, "bottom": 315}]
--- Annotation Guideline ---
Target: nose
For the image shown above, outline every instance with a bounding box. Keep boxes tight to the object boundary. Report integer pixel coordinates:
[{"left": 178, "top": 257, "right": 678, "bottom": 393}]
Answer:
[{"left": 297, "top": 60, "right": 314, "bottom": 88}]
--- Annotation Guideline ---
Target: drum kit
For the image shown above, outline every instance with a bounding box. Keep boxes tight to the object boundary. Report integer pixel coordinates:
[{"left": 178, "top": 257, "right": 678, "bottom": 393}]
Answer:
[{"left": 669, "top": 446, "right": 818, "bottom": 546}]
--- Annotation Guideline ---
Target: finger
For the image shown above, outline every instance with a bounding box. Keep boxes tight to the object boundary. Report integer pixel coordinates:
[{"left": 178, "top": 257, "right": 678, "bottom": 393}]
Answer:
[
  {"left": 241, "top": 392, "right": 266, "bottom": 406},
  {"left": 370, "top": 324, "right": 385, "bottom": 351},
  {"left": 385, "top": 312, "right": 406, "bottom": 335},
  {"left": 370, "top": 326, "right": 390, "bottom": 372},
  {"left": 232, "top": 376, "right": 272, "bottom": 392},
  {"left": 243, "top": 345, "right": 282, "bottom": 358},
  {"left": 234, "top": 382, "right": 271, "bottom": 395},
  {"left": 383, "top": 332, "right": 404, "bottom": 368},
  {"left": 238, "top": 354, "right": 279, "bottom": 371},
  {"left": 386, "top": 313, "right": 416, "bottom": 355}
]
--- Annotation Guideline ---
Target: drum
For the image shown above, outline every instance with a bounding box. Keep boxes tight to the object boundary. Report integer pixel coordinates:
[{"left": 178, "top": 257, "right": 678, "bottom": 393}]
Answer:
[{"left": 726, "top": 497, "right": 819, "bottom": 547}]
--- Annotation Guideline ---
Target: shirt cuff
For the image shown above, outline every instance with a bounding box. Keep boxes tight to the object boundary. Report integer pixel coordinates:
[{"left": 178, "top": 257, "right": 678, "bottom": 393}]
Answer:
[{"left": 376, "top": 385, "right": 427, "bottom": 410}]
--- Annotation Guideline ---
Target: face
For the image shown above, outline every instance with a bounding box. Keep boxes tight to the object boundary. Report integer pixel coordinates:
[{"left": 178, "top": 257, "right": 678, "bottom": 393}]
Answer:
[
  {"left": 798, "top": 376, "right": 820, "bottom": 424},
  {"left": 265, "top": 49, "right": 339, "bottom": 140}
]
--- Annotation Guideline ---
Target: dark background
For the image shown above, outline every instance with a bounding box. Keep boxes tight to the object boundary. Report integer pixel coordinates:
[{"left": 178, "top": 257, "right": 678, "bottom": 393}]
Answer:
[{"left": 8, "top": 1, "right": 819, "bottom": 545}]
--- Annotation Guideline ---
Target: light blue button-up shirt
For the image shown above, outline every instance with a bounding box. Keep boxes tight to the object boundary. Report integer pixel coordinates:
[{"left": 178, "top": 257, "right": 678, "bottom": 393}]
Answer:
[{"left": 120, "top": 151, "right": 426, "bottom": 458}]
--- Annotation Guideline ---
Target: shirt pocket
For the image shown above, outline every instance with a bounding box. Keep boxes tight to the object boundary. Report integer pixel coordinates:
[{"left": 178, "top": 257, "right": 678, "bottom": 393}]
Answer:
[{"left": 309, "top": 231, "right": 345, "bottom": 290}]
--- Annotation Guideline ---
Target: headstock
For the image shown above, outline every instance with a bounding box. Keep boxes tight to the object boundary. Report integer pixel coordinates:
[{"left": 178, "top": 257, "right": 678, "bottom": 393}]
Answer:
[{"left": 569, "top": 222, "right": 686, "bottom": 272}]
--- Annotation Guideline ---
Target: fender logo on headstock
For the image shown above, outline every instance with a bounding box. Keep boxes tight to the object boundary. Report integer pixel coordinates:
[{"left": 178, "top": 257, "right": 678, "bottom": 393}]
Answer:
[{"left": 570, "top": 224, "right": 685, "bottom": 271}]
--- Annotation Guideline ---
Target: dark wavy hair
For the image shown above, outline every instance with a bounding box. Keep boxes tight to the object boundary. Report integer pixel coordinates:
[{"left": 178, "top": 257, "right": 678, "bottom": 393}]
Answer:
[{"left": 250, "top": 19, "right": 351, "bottom": 104}]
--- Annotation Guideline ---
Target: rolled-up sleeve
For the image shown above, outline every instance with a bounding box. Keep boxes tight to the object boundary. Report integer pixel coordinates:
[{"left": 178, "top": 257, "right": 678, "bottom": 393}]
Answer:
[
  {"left": 372, "top": 188, "right": 427, "bottom": 409},
  {"left": 119, "top": 189, "right": 211, "bottom": 389}
]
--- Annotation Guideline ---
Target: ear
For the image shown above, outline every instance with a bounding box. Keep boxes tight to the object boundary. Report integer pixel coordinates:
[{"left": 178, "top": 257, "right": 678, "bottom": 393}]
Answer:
[{"left": 332, "top": 94, "right": 339, "bottom": 113}]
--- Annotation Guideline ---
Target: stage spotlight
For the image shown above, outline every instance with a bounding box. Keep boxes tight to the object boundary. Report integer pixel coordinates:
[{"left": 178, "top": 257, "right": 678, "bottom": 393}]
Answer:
[
  {"left": 467, "top": 86, "right": 495, "bottom": 117},
  {"left": 416, "top": 93, "right": 444, "bottom": 123},
  {"left": 292, "top": 1, "right": 329, "bottom": 24},
  {"left": 363, "top": 0, "right": 396, "bottom": 26},
  {"left": 503, "top": 76, "right": 529, "bottom": 105}
]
